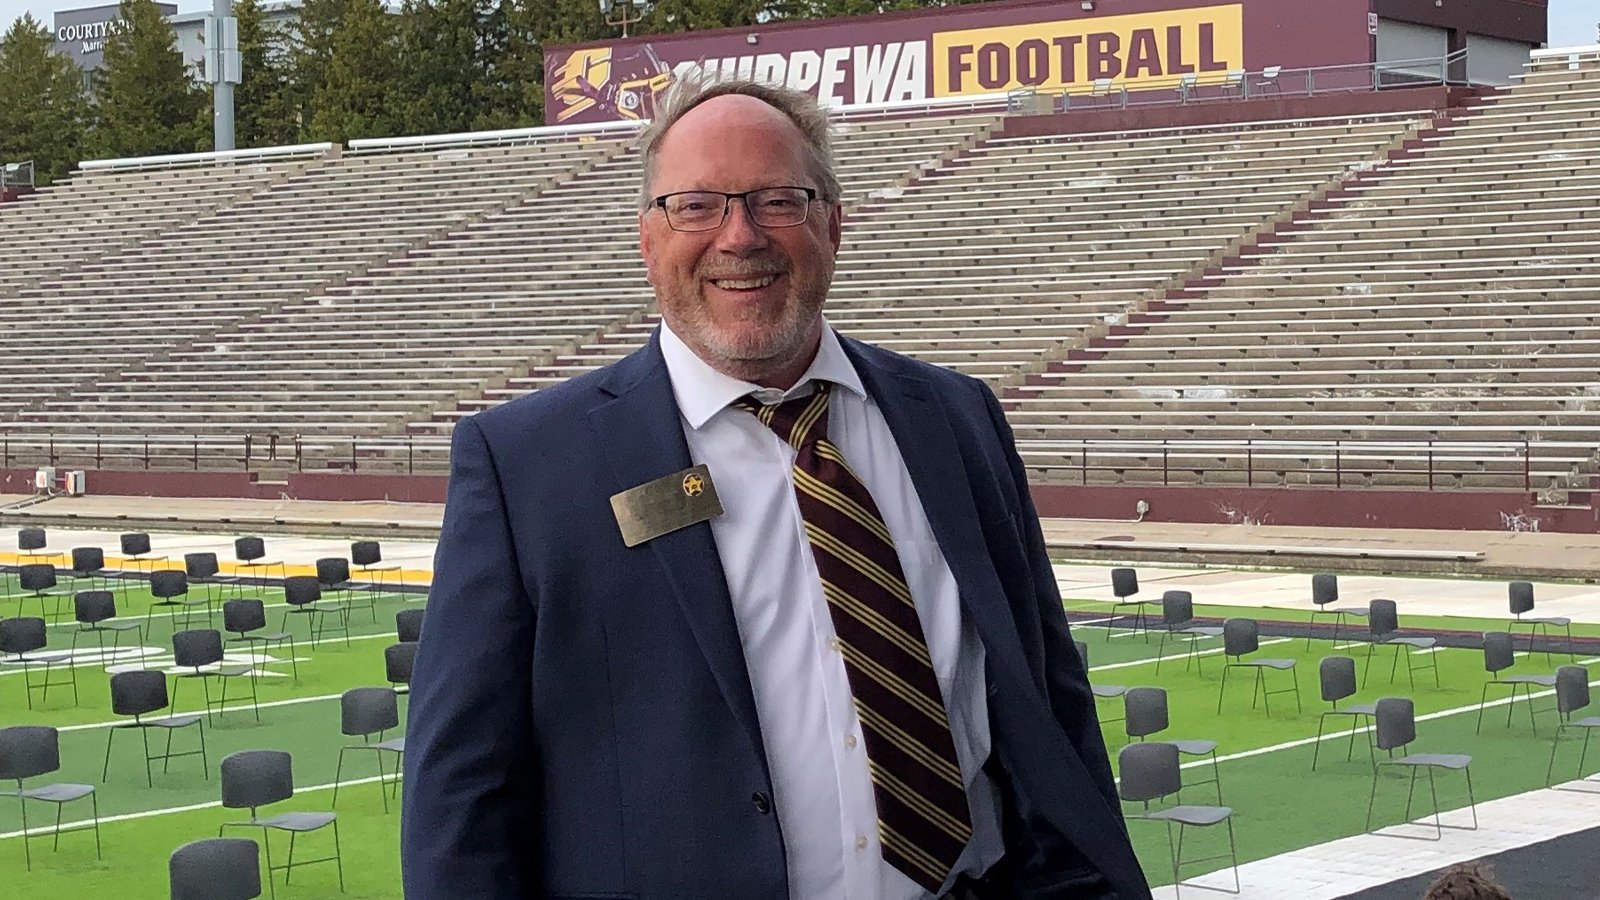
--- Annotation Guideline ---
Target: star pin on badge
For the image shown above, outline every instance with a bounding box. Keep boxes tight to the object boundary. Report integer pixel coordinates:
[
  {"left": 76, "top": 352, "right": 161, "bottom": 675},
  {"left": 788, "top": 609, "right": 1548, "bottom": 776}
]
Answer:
[{"left": 682, "top": 472, "right": 706, "bottom": 497}]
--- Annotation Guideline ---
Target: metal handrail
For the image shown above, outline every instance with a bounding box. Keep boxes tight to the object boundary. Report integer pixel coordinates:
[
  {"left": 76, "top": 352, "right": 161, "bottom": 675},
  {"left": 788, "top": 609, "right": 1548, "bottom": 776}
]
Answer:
[
  {"left": 1008, "top": 50, "right": 1473, "bottom": 114},
  {"left": 2, "top": 433, "right": 1592, "bottom": 491}
]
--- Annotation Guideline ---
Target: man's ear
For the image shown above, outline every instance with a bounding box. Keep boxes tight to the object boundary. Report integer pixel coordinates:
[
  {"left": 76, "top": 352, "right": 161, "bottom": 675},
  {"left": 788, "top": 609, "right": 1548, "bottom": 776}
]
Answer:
[{"left": 828, "top": 203, "right": 843, "bottom": 253}]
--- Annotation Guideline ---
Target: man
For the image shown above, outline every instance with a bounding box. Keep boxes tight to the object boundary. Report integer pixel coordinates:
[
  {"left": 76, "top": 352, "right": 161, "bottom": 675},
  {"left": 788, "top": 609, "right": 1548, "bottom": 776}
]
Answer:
[{"left": 402, "top": 75, "right": 1150, "bottom": 900}]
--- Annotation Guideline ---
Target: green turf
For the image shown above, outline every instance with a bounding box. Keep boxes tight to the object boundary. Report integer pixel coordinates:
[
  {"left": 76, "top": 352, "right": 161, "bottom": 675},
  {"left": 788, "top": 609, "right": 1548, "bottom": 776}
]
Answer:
[
  {"left": 6, "top": 582, "right": 1598, "bottom": 896},
  {"left": 1064, "top": 594, "right": 1600, "bottom": 640}
]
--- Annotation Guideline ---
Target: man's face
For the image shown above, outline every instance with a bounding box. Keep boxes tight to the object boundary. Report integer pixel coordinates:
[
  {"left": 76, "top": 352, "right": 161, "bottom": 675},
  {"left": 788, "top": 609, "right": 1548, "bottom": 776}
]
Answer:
[{"left": 639, "top": 95, "right": 842, "bottom": 386}]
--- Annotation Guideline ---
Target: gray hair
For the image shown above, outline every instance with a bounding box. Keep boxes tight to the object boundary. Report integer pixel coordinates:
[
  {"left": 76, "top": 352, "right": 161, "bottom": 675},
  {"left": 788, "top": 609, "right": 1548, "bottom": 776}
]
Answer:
[{"left": 637, "top": 73, "right": 841, "bottom": 212}]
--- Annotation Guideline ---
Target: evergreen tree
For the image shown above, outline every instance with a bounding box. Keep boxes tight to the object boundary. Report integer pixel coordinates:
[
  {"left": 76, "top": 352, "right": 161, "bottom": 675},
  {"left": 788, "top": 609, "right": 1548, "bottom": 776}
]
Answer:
[
  {"left": 397, "top": 0, "right": 483, "bottom": 135},
  {"left": 91, "top": 0, "right": 209, "bottom": 157},
  {"left": 284, "top": 0, "right": 348, "bottom": 140},
  {"left": 0, "top": 13, "right": 90, "bottom": 183},
  {"left": 308, "top": 0, "right": 402, "bottom": 142},
  {"left": 233, "top": 0, "right": 300, "bottom": 147}
]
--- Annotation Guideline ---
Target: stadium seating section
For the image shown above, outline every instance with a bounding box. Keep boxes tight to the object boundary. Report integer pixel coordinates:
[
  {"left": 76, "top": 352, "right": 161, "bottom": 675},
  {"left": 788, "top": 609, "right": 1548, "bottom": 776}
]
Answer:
[{"left": 1, "top": 51, "right": 1595, "bottom": 491}]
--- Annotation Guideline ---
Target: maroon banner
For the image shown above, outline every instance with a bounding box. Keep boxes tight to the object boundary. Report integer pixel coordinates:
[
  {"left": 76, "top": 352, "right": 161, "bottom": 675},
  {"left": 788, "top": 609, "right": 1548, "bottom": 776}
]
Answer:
[{"left": 545, "top": 0, "right": 1373, "bottom": 124}]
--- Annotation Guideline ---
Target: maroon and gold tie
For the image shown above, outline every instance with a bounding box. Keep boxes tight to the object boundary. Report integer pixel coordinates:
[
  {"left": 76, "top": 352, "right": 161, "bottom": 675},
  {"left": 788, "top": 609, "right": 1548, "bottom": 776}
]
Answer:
[{"left": 736, "top": 382, "right": 972, "bottom": 891}]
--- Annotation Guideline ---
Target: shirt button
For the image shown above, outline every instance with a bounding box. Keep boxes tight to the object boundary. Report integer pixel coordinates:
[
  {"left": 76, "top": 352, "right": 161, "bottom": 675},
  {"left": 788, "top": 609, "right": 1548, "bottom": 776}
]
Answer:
[
  {"left": 856, "top": 834, "right": 869, "bottom": 851},
  {"left": 829, "top": 638, "right": 843, "bottom": 652},
  {"left": 844, "top": 734, "right": 858, "bottom": 750}
]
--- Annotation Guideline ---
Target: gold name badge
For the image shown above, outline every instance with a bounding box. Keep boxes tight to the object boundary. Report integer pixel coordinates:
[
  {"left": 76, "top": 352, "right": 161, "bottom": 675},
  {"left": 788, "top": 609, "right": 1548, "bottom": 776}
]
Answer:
[{"left": 610, "top": 464, "right": 724, "bottom": 548}]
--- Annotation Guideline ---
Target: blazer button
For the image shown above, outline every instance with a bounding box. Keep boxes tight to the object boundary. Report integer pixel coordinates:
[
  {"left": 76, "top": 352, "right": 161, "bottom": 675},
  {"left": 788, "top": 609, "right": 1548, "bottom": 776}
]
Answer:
[{"left": 751, "top": 791, "right": 772, "bottom": 814}]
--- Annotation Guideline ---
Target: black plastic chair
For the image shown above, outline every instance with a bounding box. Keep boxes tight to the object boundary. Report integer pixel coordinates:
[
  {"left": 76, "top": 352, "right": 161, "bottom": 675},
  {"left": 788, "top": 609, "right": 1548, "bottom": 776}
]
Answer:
[
  {"left": 1365, "top": 697, "right": 1477, "bottom": 839},
  {"left": 281, "top": 576, "right": 350, "bottom": 647},
  {"left": 148, "top": 569, "right": 212, "bottom": 630},
  {"left": 233, "top": 537, "right": 287, "bottom": 594},
  {"left": 1123, "top": 686, "right": 1222, "bottom": 803},
  {"left": 17, "top": 526, "right": 53, "bottom": 562},
  {"left": 1074, "top": 638, "right": 1127, "bottom": 728},
  {"left": 1108, "top": 567, "right": 1156, "bottom": 640},
  {"left": 1154, "top": 590, "right": 1223, "bottom": 674},
  {"left": 219, "top": 750, "right": 344, "bottom": 897},
  {"left": 17, "top": 563, "right": 66, "bottom": 621},
  {"left": 1363, "top": 599, "right": 1439, "bottom": 689},
  {"left": 395, "top": 609, "right": 423, "bottom": 644},
  {"left": 318, "top": 558, "right": 374, "bottom": 624},
  {"left": 352, "top": 540, "right": 401, "bottom": 603},
  {"left": 1308, "top": 573, "right": 1368, "bottom": 649},
  {"left": 69, "top": 547, "right": 112, "bottom": 592},
  {"left": 119, "top": 532, "right": 166, "bottom": 578},
  {"left": 225, "top": 598, "right": 298, "bottom": 681},
  {"left": 186, "top": 552, "right": 238, "bottom": 610},
  {"left": 1118, "top": 742, "right": 1238, "bottom": 894},
  {"left": 1509, "top": 581, "right": 1574, "bottom": 663},
  {"left": 172, "top": 629, "right": 260, "bottom": 723},
  {"left": 1312, "top": 656, "right": 1376, "bottom": 770},
  {"left": 103, "top": 670, "right": 208, "bottom": 787},
  {"left": 1476, "top": 631, "right": 1556, "bottom": 735},
  {"left": 1217, "top": 618, "right": 1301, "bottom": 716},
  {"left": 170, "top": 837, "right": 262, "bottom": 900},
  {"left": 0, "top": 724, "right": 100, "bottom": 870},
  {"left": 0, "top": 616, "right": 76, "bottom": 708},
  {"left": 70, "top": 590, "right": 145, "bottom": 658},
  {"left": 385, "top": 642, "right": 417, "bottom": 693},
  {"left": 333, "top": 687, "right": 406, "bottom": 814},
  {"left": 1547, "top": 665, "right": 1600, "bottom": 791}
]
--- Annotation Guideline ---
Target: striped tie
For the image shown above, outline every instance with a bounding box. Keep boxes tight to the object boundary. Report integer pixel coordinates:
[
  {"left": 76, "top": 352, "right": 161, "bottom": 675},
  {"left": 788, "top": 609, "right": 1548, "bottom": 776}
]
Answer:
[{"left": 736, "top": 382, "right": 972, "bottom": 892}]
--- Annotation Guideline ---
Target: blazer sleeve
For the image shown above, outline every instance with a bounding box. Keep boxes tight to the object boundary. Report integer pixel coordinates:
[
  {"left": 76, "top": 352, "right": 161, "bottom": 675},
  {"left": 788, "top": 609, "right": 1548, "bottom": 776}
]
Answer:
[
  {"left": 977, "top": 383, "right": 1121, "bottom": 811},
  {"left": 402, "top": 414, "right": 539, "bottom": 899}
]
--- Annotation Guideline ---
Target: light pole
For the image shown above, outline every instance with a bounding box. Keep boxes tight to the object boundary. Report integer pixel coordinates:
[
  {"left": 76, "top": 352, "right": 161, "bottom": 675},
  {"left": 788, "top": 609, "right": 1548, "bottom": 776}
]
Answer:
[
  {"left": 203, "top": 0, "right": 241, "bottom": 151},
  {"left": 598, "top": 0, "right": 647, "bottom": 38}
]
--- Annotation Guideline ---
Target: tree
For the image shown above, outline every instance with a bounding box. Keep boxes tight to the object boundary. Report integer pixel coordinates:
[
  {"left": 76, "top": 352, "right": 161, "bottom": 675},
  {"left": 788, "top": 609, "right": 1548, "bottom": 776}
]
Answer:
[
  {"left": 308, "top": 0, "right": 402, "bottom": 142},
  {"left": 233, "top": 0, "right": 300, "bottom": 147},
  {"left": 283, "top": 0, "right": 346, "bottom": 141},
  {"left": 0, "top": 14, "right": 90, "bottom": 183},
  {"left": 397, "top": 0, "right": 484, "bottom": 135},
  {"left": 91, "top": 0, "right": 209, "bottom": 157}
]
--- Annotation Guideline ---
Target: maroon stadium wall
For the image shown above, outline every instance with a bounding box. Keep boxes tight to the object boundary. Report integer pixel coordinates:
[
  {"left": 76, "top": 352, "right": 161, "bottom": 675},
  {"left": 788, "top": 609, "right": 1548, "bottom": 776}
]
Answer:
[
  {"left": 544, "top": 0, "right": 1374, "bottom": 125},
  {"left": 1030, "top": 485, "right": 1600, "bottom": 532}
]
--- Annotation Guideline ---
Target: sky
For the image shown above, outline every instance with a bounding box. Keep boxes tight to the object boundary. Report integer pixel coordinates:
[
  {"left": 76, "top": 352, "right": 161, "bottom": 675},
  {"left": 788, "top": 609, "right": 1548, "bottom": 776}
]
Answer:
[{"left": 2, "top": 0, "right": 1596, "bottom": 48}]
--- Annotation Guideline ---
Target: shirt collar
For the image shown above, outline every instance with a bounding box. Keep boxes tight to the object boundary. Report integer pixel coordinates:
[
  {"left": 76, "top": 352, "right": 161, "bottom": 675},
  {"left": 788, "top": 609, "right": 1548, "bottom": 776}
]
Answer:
[{"left": 659, "top": 318, "right": 866, "bottom": 430}]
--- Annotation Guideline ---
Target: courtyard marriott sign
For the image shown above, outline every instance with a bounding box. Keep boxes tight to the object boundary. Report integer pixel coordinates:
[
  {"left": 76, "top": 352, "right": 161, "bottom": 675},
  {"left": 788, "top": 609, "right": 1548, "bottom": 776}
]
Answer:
[{"left": 54, "top": 2, "right": 177, "bottom": 71}]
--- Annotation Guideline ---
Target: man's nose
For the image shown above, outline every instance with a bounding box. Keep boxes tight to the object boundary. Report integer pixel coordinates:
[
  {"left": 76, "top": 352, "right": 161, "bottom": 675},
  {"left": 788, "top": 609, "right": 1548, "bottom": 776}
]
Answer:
[{"left": 712, "top": 197, "right": 770, "bottom": 254}]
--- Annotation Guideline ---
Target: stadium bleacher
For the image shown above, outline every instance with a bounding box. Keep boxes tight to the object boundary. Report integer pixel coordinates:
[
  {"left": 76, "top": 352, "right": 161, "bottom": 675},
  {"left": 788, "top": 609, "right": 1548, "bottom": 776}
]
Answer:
[{"left": 0, "top": 53, "right": 1595, "bottom": 490}]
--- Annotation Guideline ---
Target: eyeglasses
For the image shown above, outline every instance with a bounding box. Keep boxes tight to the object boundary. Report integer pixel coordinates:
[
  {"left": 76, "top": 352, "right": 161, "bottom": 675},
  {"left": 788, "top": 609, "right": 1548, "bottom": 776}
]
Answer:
[{"left": 652, "top": 186, "right": 822, "bottom": 232}]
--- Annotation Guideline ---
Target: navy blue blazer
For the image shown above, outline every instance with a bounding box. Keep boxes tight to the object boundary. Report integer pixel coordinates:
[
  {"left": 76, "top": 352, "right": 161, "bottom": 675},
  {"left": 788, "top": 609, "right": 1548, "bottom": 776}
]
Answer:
[{"left": 402, "top": 332, "right": 1151, "bottom": 899}]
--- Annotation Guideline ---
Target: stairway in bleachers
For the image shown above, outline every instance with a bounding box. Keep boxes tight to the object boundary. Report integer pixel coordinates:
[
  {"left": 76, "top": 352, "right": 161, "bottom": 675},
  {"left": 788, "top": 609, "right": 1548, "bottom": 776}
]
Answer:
[{"left": 1005, "top": 52, "right": 1600, "bottom": 492}]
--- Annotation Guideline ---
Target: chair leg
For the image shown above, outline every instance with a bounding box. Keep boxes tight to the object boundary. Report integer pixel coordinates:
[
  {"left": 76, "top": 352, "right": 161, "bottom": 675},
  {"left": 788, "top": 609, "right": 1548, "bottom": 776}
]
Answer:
[
  {"left": 1463, "top": 766, "right": 1478, "bottom": 830},
  {"left": 334, "top": 818, "right": 346, "bottom": 891},
  {"left": 1476, "top": 683, "right": 1492, "bottom": 734},
  {"left": 17, "top": 794, "right": 30, "bottom": 870},
  {"left": 90, "top": 789, "right": 101, "bottom": 860},
  {"left": 102, "top": 728, "right": 118, "bottom": 783},
  {"left": 1223, "top": 815, "right": 1241, "bottom": 893},
  {"left": 333, "top": 748, "right": 347, "bottom": 808},
  {"left": 1313, "top": 713, "right": 1329, "bottom": 770},
  {"left": 1216, "top": 665, "right": 1229, "bottom": 714},
  {"left": 263, "top": 829, "right": 280, "bottom": 900},
  {"left": 1426, "top": 767, "right": 1442, "bottom": 840},
  {"left": 1548, "top": 724, "right": 1566, "bottom": 786},
  {"left": 1156, "top": 630, "right": 1168, "bottom": 674}
]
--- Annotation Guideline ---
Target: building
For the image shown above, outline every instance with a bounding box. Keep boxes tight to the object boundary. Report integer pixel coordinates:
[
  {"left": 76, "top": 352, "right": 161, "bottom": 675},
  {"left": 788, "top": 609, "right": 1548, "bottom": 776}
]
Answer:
[{"left": 52, "top": 0, "right": 299, "bottom": 78}]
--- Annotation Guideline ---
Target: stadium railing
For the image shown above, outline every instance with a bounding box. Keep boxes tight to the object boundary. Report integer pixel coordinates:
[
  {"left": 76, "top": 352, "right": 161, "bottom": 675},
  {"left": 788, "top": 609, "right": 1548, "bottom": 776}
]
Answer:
[{"left": 1007, "top": 50, "right": 1473, "bottom": 115}]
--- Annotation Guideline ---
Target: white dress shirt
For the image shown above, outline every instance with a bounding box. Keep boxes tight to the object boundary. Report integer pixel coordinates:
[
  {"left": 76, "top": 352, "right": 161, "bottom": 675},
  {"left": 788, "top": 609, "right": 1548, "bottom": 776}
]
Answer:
[{"left": 659, "top": 320, "right": 1003, "bottom": 900}]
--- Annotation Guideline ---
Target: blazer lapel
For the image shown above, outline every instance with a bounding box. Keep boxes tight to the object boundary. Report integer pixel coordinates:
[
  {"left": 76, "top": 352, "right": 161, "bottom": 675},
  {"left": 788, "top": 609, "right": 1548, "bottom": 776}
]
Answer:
[
  {"left": 842, "top": 339, "right": 1034, "bottom": 681},
  {"left": 587, "top": 336, "right": 769, "bottom": 778},
  {"left": 845, "top": 340, "right": 1147, "bottom": 890}
]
